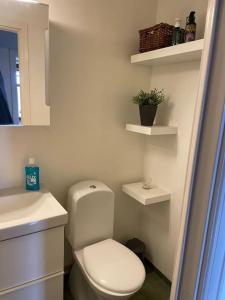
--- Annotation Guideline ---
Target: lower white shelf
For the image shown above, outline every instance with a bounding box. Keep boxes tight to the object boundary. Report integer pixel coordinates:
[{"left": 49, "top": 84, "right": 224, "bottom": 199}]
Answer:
[
  {"left": 122, "top": 182, "right": 170, "bottom": 205},
  {"left": 126, "top": 124, "right": 177, "bottom": 135}
]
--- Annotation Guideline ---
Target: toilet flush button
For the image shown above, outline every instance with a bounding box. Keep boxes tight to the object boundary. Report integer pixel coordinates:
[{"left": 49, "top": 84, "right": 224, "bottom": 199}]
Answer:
[{"left": 90, "top": 185, "right": 97, "bottom": 189}]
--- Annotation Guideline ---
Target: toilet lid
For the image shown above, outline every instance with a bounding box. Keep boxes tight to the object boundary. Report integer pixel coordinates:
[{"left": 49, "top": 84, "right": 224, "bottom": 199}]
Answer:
[{"left": 83, "top": 239, "right": 145, "bottom": 294}]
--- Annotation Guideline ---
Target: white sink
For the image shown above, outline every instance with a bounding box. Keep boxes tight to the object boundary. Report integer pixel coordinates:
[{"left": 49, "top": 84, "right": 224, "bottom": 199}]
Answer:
[{"left": 0, "top": 187, "right": 68, "bottom": 241}]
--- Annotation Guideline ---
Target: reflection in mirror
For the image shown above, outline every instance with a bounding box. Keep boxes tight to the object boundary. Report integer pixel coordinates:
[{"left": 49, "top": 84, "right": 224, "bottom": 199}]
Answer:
[{"left": 0, "top": 29, "right": 21, "bottom": 125}]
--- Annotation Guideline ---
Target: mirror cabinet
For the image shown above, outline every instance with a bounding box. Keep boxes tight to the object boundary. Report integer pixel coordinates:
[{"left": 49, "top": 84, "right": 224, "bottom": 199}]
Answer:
[{"left": 0, "top": 0, "right": 50, "bottom": 126}]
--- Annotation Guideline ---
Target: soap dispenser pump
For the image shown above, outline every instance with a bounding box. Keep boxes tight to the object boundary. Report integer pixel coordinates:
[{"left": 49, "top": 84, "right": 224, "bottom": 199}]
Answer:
[{"left": 25, "top": 158, "right": 40, "bottom": 191}]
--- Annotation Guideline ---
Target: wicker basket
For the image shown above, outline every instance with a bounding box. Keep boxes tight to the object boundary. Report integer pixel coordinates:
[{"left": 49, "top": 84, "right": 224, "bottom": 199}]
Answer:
[{"left": 139, "top": 23, "right": 174, "bottom": 53}]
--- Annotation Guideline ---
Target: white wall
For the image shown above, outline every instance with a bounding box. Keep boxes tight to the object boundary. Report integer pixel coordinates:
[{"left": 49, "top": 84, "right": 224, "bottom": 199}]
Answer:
[
  {"left": 137, "top": 0, "right": 208, "bottom": 280},
  {"left": 0, "top": 0, "right": 209, "bottom": 279},
  {"left": 0, "top": 0, "right": 157, "bottom": 266},
  {"left": 140, "top": 62, "right": 201, "bottom": 279}
]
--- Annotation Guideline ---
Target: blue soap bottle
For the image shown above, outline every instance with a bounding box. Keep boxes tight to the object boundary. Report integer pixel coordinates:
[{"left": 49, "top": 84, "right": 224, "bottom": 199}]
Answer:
[{"left": 25, "top": 158, "right": 40, "bottom": 191}]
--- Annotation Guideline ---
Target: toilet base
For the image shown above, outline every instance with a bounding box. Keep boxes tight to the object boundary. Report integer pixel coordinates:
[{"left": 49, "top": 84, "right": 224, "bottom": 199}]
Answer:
[
  {"left": 69, "top": 261, "right": 133, "bottom": 300},
  {"left": 69, "top": 262, "right": 97, "bottom": 300}
]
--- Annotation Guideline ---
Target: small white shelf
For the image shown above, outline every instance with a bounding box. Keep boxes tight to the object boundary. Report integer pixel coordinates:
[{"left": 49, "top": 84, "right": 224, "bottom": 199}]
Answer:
[
  {"left": 122, "top": 182, "right": 170, "bottom": 205},
  {"left": 131, "top": 39, "right": 204, "bottom": 66},
  {"left": 126, "top": 124, "right": 177, "bottom": 135}
]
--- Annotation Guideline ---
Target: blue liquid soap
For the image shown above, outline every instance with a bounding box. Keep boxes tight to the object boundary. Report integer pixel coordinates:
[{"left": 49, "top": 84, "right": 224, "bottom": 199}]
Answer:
[{"left": 25, "top": 158, "right": 40, "bottom": 191}]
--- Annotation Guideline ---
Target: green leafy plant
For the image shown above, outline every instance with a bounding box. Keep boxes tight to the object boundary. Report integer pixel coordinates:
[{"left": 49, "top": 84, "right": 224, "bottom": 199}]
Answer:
[{"left": 132, "top": 89, "right": 166, "bottom": 106}]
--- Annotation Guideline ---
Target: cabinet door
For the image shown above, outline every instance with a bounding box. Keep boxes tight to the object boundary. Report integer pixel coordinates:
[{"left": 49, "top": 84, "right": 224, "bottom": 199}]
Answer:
[
  {"left": 0, "top": 226, "right": 64, "bottom": 291},
  {"left": 0, "top": 273, "right": 64, "bottom": 300}
]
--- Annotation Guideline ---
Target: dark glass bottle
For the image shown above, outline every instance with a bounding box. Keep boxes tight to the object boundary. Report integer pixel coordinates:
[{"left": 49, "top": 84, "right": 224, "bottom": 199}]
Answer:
[{"left": 185, "top": 11, "right": 196, "bottom": 42}]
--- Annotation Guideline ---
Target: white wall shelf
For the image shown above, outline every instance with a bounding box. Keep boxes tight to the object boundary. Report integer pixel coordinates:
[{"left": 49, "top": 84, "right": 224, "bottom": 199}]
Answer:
[
  {"left": 126, "top": 124, "right": 177, "bottom": 135},
  {"left": 131, "top": 39, "right": 204, "bottom": 66},
  {"left": 122, "top": 182, "right": 170, "bottom": 205}
]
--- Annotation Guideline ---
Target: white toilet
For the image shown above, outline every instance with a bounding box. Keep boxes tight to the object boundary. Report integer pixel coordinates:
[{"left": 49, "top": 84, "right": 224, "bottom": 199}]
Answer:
[{"left": 66, "top": 181, "right": 146, "bottom": 300}]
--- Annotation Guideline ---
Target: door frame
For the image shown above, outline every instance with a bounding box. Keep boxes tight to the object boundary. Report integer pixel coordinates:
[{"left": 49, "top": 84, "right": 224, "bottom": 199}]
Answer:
[
  {"left": 197, "top": 108, "right": 225, "bottom": 300},
  {"left": 170, "top": 0, "right": 220, "bottom": 298}
]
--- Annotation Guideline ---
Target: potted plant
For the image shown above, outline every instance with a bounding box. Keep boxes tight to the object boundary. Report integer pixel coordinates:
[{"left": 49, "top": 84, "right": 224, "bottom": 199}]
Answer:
[{"left": 132, "top": 89, "right": 166, "bottom": 126}]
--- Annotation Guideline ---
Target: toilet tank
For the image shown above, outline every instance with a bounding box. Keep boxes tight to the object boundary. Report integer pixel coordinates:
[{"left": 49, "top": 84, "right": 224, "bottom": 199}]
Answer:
[{"left": 66, "top": 181, "right": 115, "bottom": 250}]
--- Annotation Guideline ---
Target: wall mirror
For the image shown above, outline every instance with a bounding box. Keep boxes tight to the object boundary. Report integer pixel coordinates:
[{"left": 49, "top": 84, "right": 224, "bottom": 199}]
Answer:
[{"left": 0, "top": 0, "right": 50, "bottom": 126}]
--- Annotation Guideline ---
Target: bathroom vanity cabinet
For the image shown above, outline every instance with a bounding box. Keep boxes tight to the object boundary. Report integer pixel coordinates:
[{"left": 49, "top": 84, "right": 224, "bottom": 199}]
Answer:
[
  {"left": 0, "top": 227, "right": 64, "bottom": 300},
  {"left": 0, "top": 226, "right": 65, "bottom": 300},
  {"left": 0, "top": 188, "right": 68, "bottom": 300}
]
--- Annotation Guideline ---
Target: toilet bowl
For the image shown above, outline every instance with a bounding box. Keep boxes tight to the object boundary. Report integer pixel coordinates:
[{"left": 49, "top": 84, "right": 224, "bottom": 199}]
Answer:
[{"left": 66, "top": 181, "right": 146, "bottom": 300}]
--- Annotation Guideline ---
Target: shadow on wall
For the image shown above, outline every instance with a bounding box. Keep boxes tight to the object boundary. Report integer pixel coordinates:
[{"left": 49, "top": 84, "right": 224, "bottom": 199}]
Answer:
[
  {"left": 145, "top": 135, "right": 178, "bottom": 156},
  {"left": 139, "top": 200, "right": 170, "bottom": 262},
  {"left": 155, "top": 99, "right": 175, "bottom": 126}
]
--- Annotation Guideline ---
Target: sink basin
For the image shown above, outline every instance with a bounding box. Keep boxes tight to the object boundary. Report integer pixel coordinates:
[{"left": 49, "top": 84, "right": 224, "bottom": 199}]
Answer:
[{"left": 0, "top": 187, "right": 68, "bottom": 241}]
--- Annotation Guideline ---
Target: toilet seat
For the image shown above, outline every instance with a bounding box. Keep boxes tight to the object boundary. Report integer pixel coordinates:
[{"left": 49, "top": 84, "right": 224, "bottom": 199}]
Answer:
[{"left": 82, "top": 239, "right": 145, "bottom": 294}]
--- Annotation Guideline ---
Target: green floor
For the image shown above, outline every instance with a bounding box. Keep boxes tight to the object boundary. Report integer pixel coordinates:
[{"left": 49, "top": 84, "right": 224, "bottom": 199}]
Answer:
[
  {"left": 64, "top": 265, "right": 171, "bottom": 300},
  {"left": 130, "top": 268, "right": 171, "bottom": 300}
]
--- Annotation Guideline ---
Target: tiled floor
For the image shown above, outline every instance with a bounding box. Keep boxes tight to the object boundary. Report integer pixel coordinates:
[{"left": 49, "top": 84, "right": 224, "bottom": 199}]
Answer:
[
  {"left": 64, "top": 276, "right": 73, "bottom": 300},
  {"left": 64, "top": 266, "right": 171, "bottom": 300},
  {"left": 64, "top": 288, "right": 73, "bottom": 300}
]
